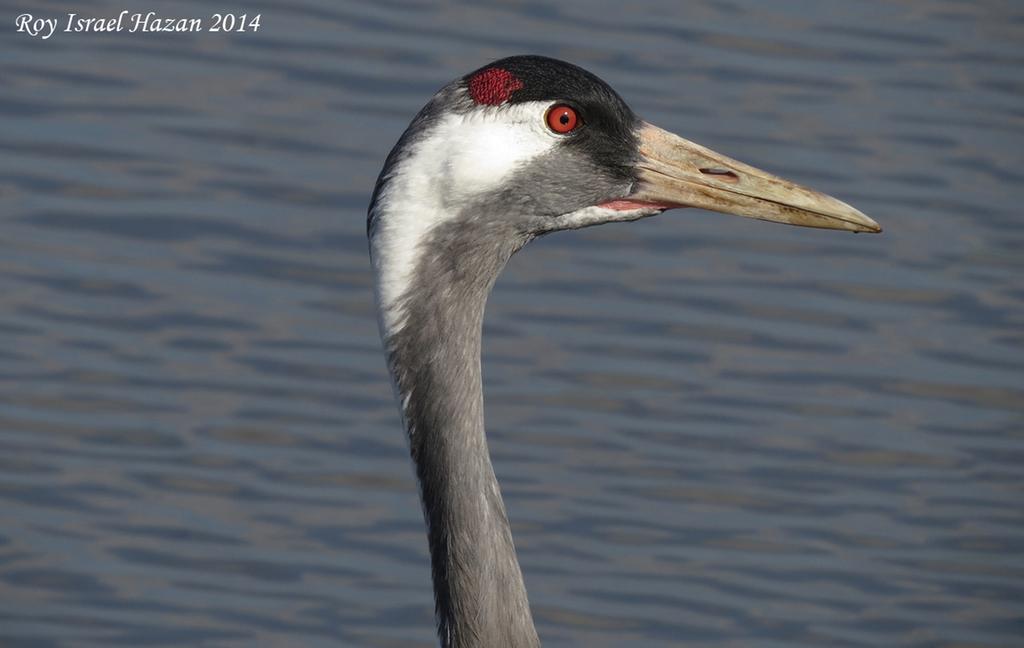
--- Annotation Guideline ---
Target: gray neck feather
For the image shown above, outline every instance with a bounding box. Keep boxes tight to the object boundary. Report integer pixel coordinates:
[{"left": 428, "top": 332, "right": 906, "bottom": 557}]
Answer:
[{"left": 380, "top": 215, "right": 540, "bottom": 648}]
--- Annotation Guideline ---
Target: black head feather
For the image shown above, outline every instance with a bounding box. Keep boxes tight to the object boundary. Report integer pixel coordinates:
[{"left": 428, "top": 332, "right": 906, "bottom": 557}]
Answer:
[{"left": 463, "top": 55, "right": 640, "bottom": 184}]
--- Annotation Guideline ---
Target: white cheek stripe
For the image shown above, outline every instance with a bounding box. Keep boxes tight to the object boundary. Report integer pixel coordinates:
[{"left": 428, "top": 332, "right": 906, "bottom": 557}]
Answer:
[{"left": 370, "top": 100, "right": 560, "bottom": 338}]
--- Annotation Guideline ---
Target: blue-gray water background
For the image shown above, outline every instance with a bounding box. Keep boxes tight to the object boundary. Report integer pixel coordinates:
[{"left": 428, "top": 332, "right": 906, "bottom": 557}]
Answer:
[{"left": 2, "top": 1, "right": 1022, "bottom": 646}]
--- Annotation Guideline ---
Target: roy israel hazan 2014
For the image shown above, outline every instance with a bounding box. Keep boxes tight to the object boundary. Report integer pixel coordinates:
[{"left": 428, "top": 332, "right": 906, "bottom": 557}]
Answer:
[{"left": 15, "top": 11, "right": 233, "bottom": 39}]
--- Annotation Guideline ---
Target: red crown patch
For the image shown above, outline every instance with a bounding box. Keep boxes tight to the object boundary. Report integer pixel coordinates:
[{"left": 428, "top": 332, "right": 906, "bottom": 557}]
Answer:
[{"left": 468, "top": 68, "right": 524, "bottom": 105}]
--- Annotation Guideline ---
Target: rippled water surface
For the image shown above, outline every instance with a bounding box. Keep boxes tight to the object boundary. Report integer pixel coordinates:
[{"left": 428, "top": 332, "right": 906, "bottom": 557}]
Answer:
[{"left": 2, "top": 1, "right": 1022, "bottom": 646}]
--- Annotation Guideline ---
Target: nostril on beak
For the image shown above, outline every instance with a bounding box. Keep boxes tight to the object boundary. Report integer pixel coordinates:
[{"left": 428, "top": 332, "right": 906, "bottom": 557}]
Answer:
[{"left": 699, "top": 168, "right": 739, "bottom": 184}]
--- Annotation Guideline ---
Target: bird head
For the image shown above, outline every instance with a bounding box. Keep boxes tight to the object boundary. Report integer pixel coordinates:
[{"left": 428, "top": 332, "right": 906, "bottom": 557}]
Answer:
[{"left": 368, "top": 56, "right": 880, "bottom": 333}]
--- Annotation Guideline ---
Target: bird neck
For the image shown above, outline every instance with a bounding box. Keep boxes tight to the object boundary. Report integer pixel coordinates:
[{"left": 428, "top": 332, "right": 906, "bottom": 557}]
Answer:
[{"left": 374, "top": 217, "right": 539, "bottom": 648}]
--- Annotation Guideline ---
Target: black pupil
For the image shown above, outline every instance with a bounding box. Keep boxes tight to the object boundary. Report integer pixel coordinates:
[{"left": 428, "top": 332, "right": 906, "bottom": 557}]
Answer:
[{"left": 559, "top": 112, "right": 569, "bottom": 125}]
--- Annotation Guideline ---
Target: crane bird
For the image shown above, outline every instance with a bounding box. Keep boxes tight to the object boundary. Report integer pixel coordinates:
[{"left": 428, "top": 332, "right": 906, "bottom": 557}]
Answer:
[{"left": 367, "top": 55, "right": 880, "bottom": 648}]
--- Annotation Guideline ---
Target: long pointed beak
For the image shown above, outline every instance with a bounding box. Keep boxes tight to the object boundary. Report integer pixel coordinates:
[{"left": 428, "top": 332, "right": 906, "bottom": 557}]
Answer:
[{"left": 630, "top": 122, "right": 881, "bottom": 233}]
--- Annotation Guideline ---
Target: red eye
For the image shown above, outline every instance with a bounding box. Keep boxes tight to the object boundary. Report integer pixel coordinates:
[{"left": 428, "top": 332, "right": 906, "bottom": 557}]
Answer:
[{"left": 546, "top": 105, "right": 579, "bottom": 134}]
